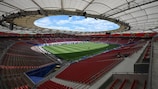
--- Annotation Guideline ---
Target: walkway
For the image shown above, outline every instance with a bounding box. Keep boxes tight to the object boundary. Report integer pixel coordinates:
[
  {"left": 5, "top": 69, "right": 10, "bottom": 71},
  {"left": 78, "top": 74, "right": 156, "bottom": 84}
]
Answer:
[{"left": 151, "top": 41, "right": 158, "bottom": 89}]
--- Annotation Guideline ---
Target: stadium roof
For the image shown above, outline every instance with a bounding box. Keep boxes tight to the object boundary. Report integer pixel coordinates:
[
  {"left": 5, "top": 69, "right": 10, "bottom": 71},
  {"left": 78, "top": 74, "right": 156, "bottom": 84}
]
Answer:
[{"left": 0, "top": 0, "right": 158, "bottom": 34}]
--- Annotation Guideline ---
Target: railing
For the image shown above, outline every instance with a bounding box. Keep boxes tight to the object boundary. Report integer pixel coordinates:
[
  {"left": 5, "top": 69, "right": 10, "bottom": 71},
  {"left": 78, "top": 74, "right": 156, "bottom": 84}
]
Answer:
[
  {"left": 135, "top": 41, "right": 149, "bottom": 63},
  {"left": 147, "top": 34, "right": 158, "bottom": 89},
  {"left": 112, "top": 72, "right": 148, "bottom": 75},
  {"left": 33, "top": 63, "right": 70, "bottom": 89},
  {"left": 130, "top": 80, "right": 137, "bottom": 89},
  {"left": 23, "top": 73, "right": 35, "bottom": 88},
  {"left": 110, "top": 79, "right": 119, "bottom": 89},
  {"left": 118, "top": 79, "right": 127, "bottom": 89}
]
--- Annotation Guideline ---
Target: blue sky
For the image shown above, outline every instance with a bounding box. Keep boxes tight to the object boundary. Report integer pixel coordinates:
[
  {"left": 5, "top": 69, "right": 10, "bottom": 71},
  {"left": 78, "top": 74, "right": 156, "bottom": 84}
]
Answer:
[{"left": 34, "top": 15, "right": 120, "bottom": 32}]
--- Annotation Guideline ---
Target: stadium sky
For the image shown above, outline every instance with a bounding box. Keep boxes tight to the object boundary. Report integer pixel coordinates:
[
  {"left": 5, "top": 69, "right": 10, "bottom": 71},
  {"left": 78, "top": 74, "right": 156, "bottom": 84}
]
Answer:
[{"left": 34, "top": 15, "right": 120, "bottom": 32}]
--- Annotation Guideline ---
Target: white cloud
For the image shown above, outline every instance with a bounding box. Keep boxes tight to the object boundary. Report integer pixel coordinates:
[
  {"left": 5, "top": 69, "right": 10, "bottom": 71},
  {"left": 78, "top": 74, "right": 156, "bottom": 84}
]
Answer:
[
  {"left": 34, "top": 16, "right": 120, "bottom": 32},
  {"left": 56, "top": 20, "right": 69, "bottom": 25},
  {"left": 34, "top": 17, "right": 52, "bottom": 27},
  {"left": 73, "top": 16, "right": 81, "bottom": 20},
  {"left": 71, "top": 18, "right": 118, "bottom": 31},
  {"left": 45, "top": 25, "right": 70, "bottom": 30},
  {"left": 73, "top": 26, "right": 86, "bottom": 30}
]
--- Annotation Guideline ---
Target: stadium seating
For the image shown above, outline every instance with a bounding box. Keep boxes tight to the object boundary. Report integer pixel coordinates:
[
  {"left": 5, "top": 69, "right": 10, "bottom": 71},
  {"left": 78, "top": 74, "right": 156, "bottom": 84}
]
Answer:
[
  {"left": 0, "top": 41, "right": 54, "bottom": 89},
  {"left": 116, "top": 38, "right": 130, "bottom": 44},
  {"left": 118, "top": 79, "right": 128, "bottom": 89},
  {"left": 109, "top": 79, "right": 138, "bottom": 89},
  {"left": 0, "top": 36, "right": 149, "bottom": 89},
  {"left": 109, "top": 79, "right": 119, "bottom": 89},
  {"left": 36, "top": 37, "right": 80, "bottom": 44},
  {"left": 57, "top": 59, "right": 122, "bottom": 84},
  {"left": 104, "top": 74, "right": 148, "bottom": 89},
  {"left": 130, "top": 80, "right": 138, "bottom": 89},
  {"left": 90, "top": 37, "right": 141, "bottom": 45},
  {"left": 37, "top": 80, "right": 73, "bottom": 89},
  {"left": 56, "top": 40, "right": 145, "bottom": 85},
  {"left": 135, "top": 33, "right": 145, "bottom": 38}
]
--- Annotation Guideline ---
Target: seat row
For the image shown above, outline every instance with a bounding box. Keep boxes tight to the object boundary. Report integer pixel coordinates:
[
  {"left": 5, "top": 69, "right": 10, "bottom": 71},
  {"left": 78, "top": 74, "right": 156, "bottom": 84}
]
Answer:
[
  {"left": 91, "top": 37, "right": 141, "bottom": 45},
  {"left": 1, "top": 75, "right": 30, "bottom": 89},
  {"left": 0, "top": 41, "right": 54, "bottom": 89},
  {"left": 56, "top": 41, "right": 146, "bottom": 85},
  {"left": 37, "top": 80, "right": 73, "bottom": 89},
  {"left": 108, "top": 78, "right": 147, "bottom": 89}
]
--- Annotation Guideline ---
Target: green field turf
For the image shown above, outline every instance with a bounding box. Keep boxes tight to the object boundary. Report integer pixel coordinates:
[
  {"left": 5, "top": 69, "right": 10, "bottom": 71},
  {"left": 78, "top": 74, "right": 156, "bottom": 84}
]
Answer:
[{"left": 43, "top": 42, "right": 119, "bottom": 61}]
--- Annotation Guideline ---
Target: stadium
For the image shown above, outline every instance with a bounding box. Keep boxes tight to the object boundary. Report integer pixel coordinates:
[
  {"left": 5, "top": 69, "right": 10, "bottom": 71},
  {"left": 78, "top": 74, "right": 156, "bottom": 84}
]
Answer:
[{"left": 0, "top": 0, "right": 158, "bottom": 89}]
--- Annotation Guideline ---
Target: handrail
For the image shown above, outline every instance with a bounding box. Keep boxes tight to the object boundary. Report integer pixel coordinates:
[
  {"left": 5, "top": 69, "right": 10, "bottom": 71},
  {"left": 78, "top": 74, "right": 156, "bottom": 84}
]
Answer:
[
  {"left": 23, "top": 73, "right": 35, "bottom": 87},
  {"left": 135, "top": 41, "right": 149, "bottom": 63},
  {"left": 119, "top": 79, "right": 127, "bottom": 89},
  {"left": 34, "top": 63, "right": 70, "bottom": 89},
  {"left": 144, "top": 80, "right": 147, "bottom": 89},
  {"left": 112, "top": 72, "right": 148, "bottom": 75},
  {"left": 130, "top": 80, "right": 137, "bottom": 89},
  {"left": 110, "top": 79, "right": 119, "bottom": 89},
  {"left": 147, "top": 34, "right": 157, "bottom": 89}
]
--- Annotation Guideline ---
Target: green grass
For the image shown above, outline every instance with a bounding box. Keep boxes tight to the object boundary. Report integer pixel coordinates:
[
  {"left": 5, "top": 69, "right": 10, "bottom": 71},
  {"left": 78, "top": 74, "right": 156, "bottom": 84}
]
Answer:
[{"left": 43, "top": 42, "right": 119, "bottom": 61}]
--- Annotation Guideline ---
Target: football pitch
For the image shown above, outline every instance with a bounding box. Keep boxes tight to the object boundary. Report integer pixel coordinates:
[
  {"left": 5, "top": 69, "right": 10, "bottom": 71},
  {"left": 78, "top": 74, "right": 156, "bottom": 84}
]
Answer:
[{"left": 43, "top": 42, "right": 119, "bottom": 61}]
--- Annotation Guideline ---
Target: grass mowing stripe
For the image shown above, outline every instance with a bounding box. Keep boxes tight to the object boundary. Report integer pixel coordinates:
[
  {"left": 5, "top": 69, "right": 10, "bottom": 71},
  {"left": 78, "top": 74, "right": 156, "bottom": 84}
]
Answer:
[
  {"left": 61, "top": 44, "right": 83, "bottom": 51},
  {"left": 61, "top": 44, "right": 91, "bottom": 52},
  {"left": 47, "top": 42, "right": 106, "bottom": 54},
  {"left": 61, "top": 42, "right": 107, "bottom": 52},
  {"left": 65, "top": 42, "right": 108, "bottom": 51},
  {"left": 44, "top": 45, "right": 68, "bottom": 54},
  {"left": 59, "top": 43, "right": 86, "bottom": 50},
  {"left": 54, "top": 45, "right": 79, "bottom": 53},
  {"left": 55, "top": 46, "right": 108, "bottom": 61},
  {"left": 63, "top": 44, "right": 92, "bottom": 52},
  {"left": 62, "top": 43, "right": 87, "bottom": 50},
  {"left": 47, "top": 44, "right": 80, "bottom": 54},
  {"left": 43, "top": 44, "right": 107, "bottom": 57},
  {"left": 43, "top": 46, "right": 60, "bottom": 54},
  {"left": 58, "top": 44, "right": 81, "bottom": 52},
  {"left": 44, "top": 46, "right": 74, "bottom": 59},
  {"left": 43, "top": 42, "right": 119, "bottom": 61},
  {"left": 52, "top": 46, "right": 70, "bottom": 54},
  {"left": 75, "top": 43, "right": 108, "bottom": 50}
]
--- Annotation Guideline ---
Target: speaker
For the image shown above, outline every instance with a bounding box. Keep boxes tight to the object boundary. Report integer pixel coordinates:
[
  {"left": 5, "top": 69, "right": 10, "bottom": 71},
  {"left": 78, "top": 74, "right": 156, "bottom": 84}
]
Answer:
[
  {"left": 9, "top": 23, "right": 14, "bottom": 30},
  {"left": 83, "top": 12, "right": 87, "bottom": 16},
  {"left": 37, "top": 10, "right": 41, "bottom": 14},
  {"left": 106, "top": 32, "right": 111, "bottom": 35}
]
